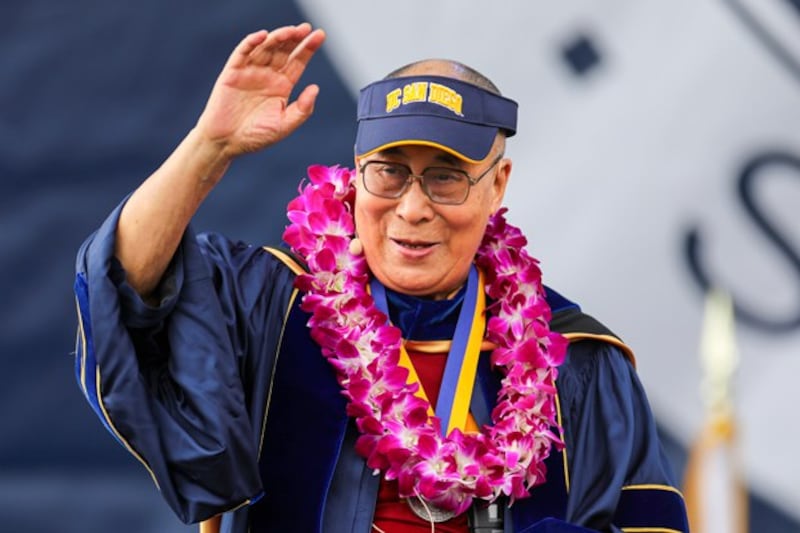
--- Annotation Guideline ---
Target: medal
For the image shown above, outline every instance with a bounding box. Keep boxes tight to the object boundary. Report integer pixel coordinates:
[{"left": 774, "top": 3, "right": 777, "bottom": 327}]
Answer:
[{"left": 406, "top": 496, "right": 458, "bottom": 523}]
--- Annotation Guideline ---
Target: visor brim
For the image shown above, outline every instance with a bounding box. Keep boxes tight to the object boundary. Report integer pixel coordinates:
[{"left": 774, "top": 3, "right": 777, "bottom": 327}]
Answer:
[{"left": 355, "top": 115, "right": 498, "bottom": 164}]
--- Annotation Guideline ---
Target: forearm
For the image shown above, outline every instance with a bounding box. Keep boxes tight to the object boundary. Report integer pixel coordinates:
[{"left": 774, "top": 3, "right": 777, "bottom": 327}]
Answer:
[{"left": 115, "top": 127, "right": 231, "bottom": 297}]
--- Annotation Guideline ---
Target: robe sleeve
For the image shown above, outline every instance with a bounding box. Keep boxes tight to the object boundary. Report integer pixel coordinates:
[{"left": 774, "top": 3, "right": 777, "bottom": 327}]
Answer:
[
  {"left": 557, "top": 340, "right": 689, "bottom": 532},
  {"left": 73, "top": 200, "right": 292, "bottom": 524}
]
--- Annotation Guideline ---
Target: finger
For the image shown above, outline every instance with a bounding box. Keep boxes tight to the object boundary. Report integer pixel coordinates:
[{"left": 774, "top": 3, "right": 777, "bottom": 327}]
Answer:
[
  {"left": 268, "top": 25, "right": 314, "bottom": 68},
  {"left": 281, "top": 29, "right": 326, "bottom": 85},
  {"left": 224, "top": 30, "right": 269, "bottom": 69},
  {"left": 283, "top": 84, "right": 320, "bottom": 132},
  {"left": 249, "top": 24, "right": 313, "bottom": 68}
]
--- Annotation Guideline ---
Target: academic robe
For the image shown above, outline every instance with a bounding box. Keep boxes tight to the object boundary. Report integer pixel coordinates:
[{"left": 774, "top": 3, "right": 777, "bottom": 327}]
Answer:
[{"left": 73, "top": 201, "right": 688, "bottom": 532}]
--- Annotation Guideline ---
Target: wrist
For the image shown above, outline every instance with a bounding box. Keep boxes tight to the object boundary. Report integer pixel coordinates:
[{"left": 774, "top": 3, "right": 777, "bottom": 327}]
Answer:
[{"left": 184, "top": 127, "right": 233, "bottom": 186}]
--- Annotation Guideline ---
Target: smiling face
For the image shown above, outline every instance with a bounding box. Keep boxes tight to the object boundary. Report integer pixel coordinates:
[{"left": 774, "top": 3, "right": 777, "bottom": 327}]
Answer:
[{"left": 354, "top": 140, "right": 510, "bottom": 299}]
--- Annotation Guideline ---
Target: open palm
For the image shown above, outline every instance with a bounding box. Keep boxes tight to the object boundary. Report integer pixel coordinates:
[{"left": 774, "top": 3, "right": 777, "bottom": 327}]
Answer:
[{"left": 197, "top": 24, "right": 326, "bottom": 157}]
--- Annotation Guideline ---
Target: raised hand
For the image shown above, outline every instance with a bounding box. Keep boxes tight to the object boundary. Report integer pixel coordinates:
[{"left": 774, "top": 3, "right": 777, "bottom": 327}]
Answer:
[
  {"left": 115, "top": 25, "right": 326, "bottom": 297},
  {"left": 196, "top": 23, "right": 326, "bottom": 158}
]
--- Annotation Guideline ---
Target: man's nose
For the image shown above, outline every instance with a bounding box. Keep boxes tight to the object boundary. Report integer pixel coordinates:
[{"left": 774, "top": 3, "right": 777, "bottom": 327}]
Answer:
[{"left": 395, "top": 178, "right": 435, "bottom": 222}]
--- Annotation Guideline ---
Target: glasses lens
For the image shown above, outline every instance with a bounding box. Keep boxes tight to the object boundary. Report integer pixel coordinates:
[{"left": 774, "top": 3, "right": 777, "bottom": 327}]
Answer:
[
  {"left": 364, "top": 162, "right": 410, "bottom": 197},
  {"left": 422, "top": 168, "right": 469, "bottom": 204}
]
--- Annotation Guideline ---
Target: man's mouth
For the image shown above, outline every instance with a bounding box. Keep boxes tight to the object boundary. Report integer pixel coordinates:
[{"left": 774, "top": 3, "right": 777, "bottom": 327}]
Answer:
[{"left": 393, "top": 238, "right": 435, "bottom": 250}]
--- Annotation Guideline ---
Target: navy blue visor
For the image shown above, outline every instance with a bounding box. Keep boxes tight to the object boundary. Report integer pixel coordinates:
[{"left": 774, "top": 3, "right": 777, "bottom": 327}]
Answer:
[{"left": 355, "top": 75, "right": 517, "bottom": 164}]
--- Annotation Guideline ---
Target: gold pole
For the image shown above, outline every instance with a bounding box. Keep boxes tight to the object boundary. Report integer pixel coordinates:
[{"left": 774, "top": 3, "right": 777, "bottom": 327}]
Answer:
[{"left": 683, "top": 289, "right": 748, "bottom": 533}]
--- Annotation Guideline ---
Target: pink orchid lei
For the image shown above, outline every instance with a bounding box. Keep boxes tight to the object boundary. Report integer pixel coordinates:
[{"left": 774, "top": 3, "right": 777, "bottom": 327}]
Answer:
[{"left": 282, "top": 164, "right": 568, "bottom": 515}]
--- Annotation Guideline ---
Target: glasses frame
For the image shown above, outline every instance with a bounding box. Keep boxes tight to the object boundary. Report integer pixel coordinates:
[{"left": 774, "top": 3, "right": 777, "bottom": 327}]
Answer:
[{"left": 359, "top": 153, "right": 504, "bottom": 206}]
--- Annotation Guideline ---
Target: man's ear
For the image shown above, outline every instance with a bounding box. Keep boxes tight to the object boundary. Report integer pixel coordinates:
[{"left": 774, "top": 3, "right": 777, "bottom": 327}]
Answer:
[{"left": 490, "top": 157, "right": 511, "bottom": 213}]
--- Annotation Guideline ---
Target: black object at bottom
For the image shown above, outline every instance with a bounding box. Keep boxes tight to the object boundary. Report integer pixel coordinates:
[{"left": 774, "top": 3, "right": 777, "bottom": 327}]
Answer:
[{"left": 468, "top": 498, "right": 505, "bottom": 533}]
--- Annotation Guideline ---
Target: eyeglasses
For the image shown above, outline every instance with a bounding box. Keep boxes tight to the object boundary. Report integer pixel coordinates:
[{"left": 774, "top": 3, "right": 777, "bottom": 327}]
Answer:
[{"left": 359, "top": 153, "right": 504, "bottom": 206}]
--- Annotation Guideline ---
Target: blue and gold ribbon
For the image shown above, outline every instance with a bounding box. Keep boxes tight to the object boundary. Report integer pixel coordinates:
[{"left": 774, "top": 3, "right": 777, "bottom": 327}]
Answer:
[{"left": 370, "top": 266, "right": 485, "bottom": 436}]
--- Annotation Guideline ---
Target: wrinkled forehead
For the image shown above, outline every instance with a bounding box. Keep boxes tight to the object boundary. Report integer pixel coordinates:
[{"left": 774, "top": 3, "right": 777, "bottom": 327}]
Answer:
[{"left": 354, "top": 75, "right": 517, "bottom": 164}]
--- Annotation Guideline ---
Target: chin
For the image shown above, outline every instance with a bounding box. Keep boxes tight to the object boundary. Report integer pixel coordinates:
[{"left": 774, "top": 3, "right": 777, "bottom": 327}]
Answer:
[
  {"left": 382, "top": 276, "right": 434, "bottom": 295},
  {"left": 388, "top": 278, "right": 455, "bottom": 300}
]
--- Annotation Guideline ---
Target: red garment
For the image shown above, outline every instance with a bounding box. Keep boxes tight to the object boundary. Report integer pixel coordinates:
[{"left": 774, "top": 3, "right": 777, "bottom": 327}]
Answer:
[{"left": 371, "top": 349, "right": 470, "bottom": 533}]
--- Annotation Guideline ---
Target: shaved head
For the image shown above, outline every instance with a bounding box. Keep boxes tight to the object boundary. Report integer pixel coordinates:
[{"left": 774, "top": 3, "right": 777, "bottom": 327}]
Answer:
[{"left": 384, "top": 59, "right": 502, "bottom": 95}]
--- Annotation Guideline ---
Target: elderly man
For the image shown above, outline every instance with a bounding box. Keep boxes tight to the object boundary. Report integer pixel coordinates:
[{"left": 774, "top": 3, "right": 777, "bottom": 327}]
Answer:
[{"left": 73, "top": 23, "right": 688, "bottom": 532}]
